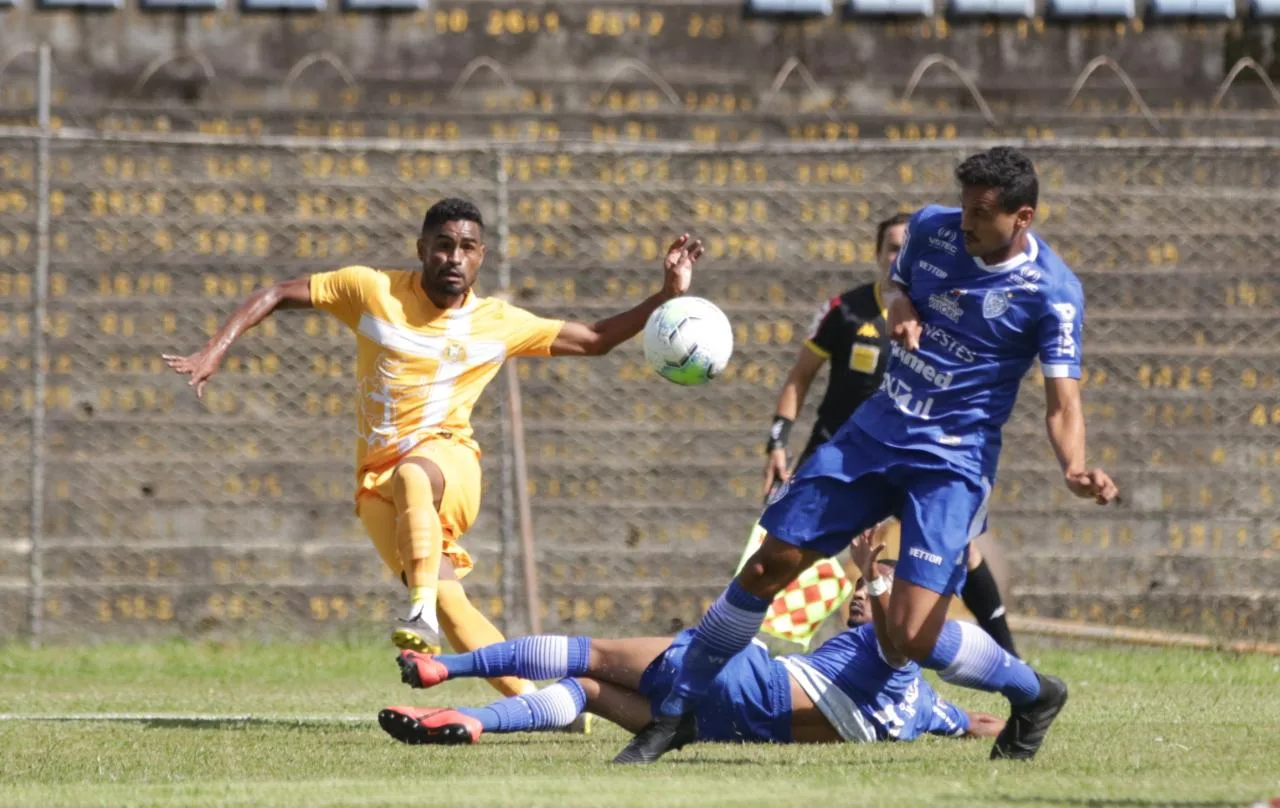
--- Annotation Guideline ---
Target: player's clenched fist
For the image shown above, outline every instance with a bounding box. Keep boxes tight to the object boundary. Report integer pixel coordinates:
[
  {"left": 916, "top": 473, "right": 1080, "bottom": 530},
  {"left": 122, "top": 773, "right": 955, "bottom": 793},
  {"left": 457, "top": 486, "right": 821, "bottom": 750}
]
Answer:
[
  {"left": 661, "top": 234, "right": 704, "bottom": 299},
  {"left": 1065, "top": 468, "right": 1119, "bottom": 505},
  {"left": 882, "top": 283, "right": 922, "bottom": 351}
]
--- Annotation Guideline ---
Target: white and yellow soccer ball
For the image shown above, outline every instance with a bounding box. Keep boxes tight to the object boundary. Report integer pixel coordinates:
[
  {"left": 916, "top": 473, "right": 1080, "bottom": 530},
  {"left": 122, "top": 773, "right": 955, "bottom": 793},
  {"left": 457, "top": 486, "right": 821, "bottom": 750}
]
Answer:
[{"left": 642, "top": 296, "right": 734, "bottom": 386}]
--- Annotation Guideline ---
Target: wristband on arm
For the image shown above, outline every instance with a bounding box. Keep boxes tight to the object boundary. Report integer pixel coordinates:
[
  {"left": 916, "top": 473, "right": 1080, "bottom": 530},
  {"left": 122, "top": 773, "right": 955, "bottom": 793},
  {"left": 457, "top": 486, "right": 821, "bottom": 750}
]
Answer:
[{"left": 766, "top": 416, "right": 793, "bottom": 453}]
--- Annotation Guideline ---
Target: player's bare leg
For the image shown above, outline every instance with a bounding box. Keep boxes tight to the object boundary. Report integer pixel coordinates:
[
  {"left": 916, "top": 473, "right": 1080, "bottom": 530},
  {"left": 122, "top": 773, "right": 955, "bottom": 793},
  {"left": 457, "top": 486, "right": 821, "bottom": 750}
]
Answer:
[
  {"left": 579, "top": 677, "right": 655, "bottom": 734},
  {"left": 886, "top": 579, "right": 1067, "bottom": 761},
  {"left": 391, "top": 457, "right": 447, "bottom": 653},
  {"left": 614, "top": 536, "right": 819, "bottom": 764}
]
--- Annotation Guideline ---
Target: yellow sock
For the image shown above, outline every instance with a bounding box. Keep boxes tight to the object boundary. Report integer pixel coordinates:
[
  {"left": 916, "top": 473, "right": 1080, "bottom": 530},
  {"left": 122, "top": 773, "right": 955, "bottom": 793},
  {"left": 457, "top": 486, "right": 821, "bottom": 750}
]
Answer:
[
  {"left": 393, "top": 464, "right": 443, "bottom": 629},
  {"left": 438, "top": 580, "right": 536, "bottom": 697},
  {"left": 410, "top": 586, "right": 438, "bottom": 611}
]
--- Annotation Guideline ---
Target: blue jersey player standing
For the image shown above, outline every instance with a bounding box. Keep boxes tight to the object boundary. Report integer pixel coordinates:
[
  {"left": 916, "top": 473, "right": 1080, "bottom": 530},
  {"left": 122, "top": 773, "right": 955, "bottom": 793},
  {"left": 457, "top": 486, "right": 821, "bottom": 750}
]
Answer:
[{"left": 616, "top": 146, "right": 1120, "bottom": 764}]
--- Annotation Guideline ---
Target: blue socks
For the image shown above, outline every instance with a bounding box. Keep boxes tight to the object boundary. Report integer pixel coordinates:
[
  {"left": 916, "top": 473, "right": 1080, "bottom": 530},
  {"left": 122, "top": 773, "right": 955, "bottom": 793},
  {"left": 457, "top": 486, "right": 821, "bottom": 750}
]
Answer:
[
  {"left": 436, "top": 636, "right": 591, "bottom": 681},
  {"left": 458, "top": 678, "right": 587, "bottom": 732},
  {"left": 923, "top": 620, "right": 1041, "bottom": 706},
  {"left": 658, "top": 580, "right": 770, "bottom": 716}
]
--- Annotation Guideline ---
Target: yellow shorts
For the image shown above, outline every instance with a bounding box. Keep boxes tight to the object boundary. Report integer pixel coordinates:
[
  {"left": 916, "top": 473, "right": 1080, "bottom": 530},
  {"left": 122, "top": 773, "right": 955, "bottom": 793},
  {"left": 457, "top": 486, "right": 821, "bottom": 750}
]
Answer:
[{"left": 355, "top": 437, "right": 483, "bottom": 579}]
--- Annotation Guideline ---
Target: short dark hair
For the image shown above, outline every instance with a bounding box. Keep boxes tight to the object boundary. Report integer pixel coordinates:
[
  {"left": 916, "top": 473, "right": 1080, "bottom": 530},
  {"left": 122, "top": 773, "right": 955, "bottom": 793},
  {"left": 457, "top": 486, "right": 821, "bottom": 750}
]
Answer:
[
  {"left": 422, "top": 197, "right": 484, "bottom": 235},
  {"left": 954, "top": 146, "right": 1038, "bottom": 212},
  {"left": 875, "top": 213, "right": 911, "bottom": 254}
]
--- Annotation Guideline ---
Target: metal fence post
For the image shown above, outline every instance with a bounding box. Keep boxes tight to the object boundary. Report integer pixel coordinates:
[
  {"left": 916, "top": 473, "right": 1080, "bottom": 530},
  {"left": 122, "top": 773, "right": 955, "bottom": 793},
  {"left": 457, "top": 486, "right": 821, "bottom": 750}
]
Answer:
[
  {"left": 494, "top": 148, "right": 520, "bottom": 635},
  {"left": 27, "top": 43, "right": 52, "bottom": 645}
]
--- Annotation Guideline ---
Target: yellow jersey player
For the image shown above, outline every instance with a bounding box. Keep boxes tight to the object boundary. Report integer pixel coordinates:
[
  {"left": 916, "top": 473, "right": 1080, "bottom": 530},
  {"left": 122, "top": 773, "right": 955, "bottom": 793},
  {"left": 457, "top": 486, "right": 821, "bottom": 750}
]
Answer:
[{"left": 164, "top": 198, "right": 704, "bottom": 700}]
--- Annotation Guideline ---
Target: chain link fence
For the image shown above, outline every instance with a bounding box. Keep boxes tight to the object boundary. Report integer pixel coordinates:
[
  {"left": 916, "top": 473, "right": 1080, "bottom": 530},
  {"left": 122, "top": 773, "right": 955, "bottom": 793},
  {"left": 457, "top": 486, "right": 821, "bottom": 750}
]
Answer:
[{"left": 1, "top": 123, "right": 1277, "bottom": 643}]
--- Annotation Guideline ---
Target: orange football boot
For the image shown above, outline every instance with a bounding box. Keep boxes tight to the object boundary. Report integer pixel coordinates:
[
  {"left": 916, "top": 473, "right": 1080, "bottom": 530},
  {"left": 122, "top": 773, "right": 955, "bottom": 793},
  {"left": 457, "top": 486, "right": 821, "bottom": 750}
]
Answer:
[
  {"left": 396, "top": 650, "right": 450, "bottom": 689},
  {"left": 378, "top": 706, "right": 483, "bottom": 745}
]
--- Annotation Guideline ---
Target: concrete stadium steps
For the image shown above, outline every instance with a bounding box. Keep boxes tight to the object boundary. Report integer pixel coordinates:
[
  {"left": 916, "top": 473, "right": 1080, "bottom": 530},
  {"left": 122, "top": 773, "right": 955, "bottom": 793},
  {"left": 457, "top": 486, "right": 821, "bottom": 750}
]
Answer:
[
  {"left": 14, "top": 578, "right": 1279, "bottom": 641},
  {"left": 14, "top": 104, "right": 1280, "bottom": 141},
  {"left": 0, "top": 3, "right": 1252, "bottom": 100},
  {"left": 7, "top": 263, "right": 1278, "bottom": 316},
  {"left": 1008, "top": 552, "right": 1280, "bottom": 592},
  {"left": 23, "top": 456, "right": 1269, "bottom": 530},
  {"left": 1012, "top": 592, "right": 1280, "bottom": 639}
]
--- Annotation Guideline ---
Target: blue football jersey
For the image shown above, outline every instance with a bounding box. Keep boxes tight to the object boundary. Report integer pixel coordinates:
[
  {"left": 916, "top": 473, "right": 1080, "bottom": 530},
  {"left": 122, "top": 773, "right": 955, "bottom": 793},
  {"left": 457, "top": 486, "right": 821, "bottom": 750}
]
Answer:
[
  {"left": 850, "top": 204, "right": 1085, "bottom": 481},
  {"left": 802, "top": 623, "right": 969, "bottom": 741}
]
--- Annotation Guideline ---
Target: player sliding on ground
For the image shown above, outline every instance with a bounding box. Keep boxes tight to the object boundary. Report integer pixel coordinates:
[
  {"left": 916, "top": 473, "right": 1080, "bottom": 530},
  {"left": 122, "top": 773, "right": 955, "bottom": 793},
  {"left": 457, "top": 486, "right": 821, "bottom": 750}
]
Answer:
[
  {"left": 164, "top": 198, "right": 703, "bottom": 703},
  {"left": 378, "top": 532, "right": 1005, "bottom": 748},
  {"left": 615, "top": 146, "right": 1120, "bottom": 765}
]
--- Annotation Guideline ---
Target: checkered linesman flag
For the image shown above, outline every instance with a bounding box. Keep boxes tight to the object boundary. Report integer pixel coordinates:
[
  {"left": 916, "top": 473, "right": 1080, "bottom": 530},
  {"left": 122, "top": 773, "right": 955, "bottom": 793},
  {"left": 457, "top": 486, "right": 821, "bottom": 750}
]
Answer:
[{"left": 734, "top": 522, "right": 854, "bottom": 649}]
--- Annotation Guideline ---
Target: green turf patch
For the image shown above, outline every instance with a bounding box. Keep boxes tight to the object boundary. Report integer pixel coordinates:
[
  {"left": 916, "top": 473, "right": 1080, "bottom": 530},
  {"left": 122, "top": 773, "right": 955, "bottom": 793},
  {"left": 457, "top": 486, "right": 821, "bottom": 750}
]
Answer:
[{"left": 1, "top": 640, "right": 1277, "bottom": 807}]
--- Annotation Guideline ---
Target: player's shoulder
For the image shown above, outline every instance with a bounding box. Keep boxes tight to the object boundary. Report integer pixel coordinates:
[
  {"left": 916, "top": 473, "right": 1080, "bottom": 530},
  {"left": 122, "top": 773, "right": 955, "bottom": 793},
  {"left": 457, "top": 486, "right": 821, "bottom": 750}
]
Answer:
[
  {"left": 472, "top": 293, "right": 542, "bottom": 323},
  {"left": 326, "top": 264, "right": 401, "bottom": 287},
  {"left": 1026, "top": 237, "right": 1084, "bottom": 305},
  {"left": 908, "top": 204, "right": 962, "bottom": 235}
]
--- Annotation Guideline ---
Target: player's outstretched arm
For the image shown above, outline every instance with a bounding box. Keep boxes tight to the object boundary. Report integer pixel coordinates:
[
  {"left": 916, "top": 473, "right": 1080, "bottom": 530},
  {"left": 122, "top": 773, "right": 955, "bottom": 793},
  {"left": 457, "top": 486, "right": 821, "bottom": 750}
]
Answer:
[
  {"left": 850, "top": 531, "right": 909, "bottom": 667},
  {"left": 762, "top": 348, "right": 826, "bottom": 499},
  {"left": 549, "top": 234, "right": 704, "bottom": 357},
  {"left": 962, "top": 711, "right": 1006, "bottom": 738},
  {"left": 1044, "top": 376, "right": 1119, "bottom": 505},
  {"left": 163, "top": 277, "right": 313, "bottom": 398}
]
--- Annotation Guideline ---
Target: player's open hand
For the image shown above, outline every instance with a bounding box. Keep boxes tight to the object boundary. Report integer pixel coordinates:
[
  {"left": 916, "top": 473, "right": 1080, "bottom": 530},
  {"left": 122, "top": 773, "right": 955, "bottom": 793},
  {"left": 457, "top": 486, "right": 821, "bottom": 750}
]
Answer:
[
  {"left": 849, "top": 529, "right": 886, "bottom": 581},
  {"left": 162, "top": 347, "right": 224, "bottom": 399},
  {"left": 661, "top": 234, "right": 703, "bottom": 299},
  {"left": 1065, "top": 468, "right": 1119, "bottom": 505},
  {"left": 884, "top": 285, "right": 922, "bottom": 351},
  {"left": 761, "top": 449, "right": 789, "bottom": 502}
]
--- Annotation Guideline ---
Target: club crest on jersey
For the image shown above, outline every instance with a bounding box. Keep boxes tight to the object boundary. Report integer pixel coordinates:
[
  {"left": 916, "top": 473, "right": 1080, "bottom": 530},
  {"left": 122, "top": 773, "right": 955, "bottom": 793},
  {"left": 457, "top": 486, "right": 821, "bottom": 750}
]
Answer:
[
  {"left": 443, "top": 341, "right": 468, "bottom": 362},
  {"left": 982, "top": 290, "right": 1011, "bottom": 319}
]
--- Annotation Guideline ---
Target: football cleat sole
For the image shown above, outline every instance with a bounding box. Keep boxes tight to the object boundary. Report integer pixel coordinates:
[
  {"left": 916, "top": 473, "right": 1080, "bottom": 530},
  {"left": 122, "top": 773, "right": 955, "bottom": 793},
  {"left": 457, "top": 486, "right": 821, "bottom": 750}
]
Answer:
[{"left": 378, "top": 707, "right": 480, "bottom": 746}]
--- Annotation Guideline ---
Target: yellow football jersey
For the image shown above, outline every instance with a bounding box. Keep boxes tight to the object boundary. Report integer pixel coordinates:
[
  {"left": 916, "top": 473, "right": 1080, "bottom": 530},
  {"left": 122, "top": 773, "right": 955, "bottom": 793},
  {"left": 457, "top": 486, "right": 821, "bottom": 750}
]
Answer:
[{"left": 309, "top": 265, "right": 565, "bottom": 476}]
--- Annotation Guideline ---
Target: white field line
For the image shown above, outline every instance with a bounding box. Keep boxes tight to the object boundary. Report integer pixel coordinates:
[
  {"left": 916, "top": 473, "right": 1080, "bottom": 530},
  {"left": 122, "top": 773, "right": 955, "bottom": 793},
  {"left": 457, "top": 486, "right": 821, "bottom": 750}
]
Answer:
[{"left": 0, "top": 713, "right": 372, "bottom": 724}]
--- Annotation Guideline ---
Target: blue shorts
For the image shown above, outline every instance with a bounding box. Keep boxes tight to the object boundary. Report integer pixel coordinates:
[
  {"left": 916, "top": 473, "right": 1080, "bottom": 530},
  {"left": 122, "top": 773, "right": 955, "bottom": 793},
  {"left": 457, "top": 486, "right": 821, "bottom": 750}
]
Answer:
[
  {"left": 758, "top": 424, "right": 990, "bottom": 596},
  {"left": 639, "top": 630, "right": 792, "bottom": 744}
]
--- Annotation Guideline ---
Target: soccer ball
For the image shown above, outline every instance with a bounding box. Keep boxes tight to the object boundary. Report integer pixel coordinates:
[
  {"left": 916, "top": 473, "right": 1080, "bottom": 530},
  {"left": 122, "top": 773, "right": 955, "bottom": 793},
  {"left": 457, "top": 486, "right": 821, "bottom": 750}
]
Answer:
[{"left": 642, "top": 296, "right": 734, "bottom": 386}]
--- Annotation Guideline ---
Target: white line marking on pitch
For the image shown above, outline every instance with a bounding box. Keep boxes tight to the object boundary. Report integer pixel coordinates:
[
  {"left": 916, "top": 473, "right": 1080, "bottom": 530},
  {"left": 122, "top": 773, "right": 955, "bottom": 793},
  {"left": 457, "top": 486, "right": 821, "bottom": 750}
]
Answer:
[{"left": 0, "top": 713, "right": 372, "bottom": 724}]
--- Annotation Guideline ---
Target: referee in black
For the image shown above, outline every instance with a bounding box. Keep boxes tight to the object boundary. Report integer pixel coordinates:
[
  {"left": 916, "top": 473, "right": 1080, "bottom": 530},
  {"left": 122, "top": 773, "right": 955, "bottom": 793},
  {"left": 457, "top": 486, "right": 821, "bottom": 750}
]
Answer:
[{"left": 761, "top": 212, "right": 1019, "bottom": 656}]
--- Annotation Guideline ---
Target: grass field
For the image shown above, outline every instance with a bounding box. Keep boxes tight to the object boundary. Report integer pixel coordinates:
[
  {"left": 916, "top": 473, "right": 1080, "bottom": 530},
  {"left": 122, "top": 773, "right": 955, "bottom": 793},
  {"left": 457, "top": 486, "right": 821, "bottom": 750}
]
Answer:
[{"left": 2, "top": 638, "right": 1277, "bottom": 807}]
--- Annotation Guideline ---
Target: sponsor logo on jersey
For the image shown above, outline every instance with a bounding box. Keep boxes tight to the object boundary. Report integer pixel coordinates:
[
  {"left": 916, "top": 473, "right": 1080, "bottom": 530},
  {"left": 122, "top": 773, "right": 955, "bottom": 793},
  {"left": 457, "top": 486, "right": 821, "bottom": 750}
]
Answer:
[
  {"left": 928, "top": 237, "right": 958, "bottom": 256},
  {"left": 1019, "top": 266, "right": 1042, "bottom": 282},
  {"left": 880, "top": 373, "right": 936, "bottom": 419},
  {"left": 1051, "top": 302, "right": 1077, "bottom": 358},
  {"left": 982, "top": 290, "right": 1011, "bottom": 319},
  {"left": 890, "top": 342, "right": 954, "bottom": 389},
  {"left": 927, "top": 293, "right": 963, "bottom": 323},
  {"left": 908, "top": 546, "right": 943, "bottom": 565},
  {"left": 922, "top": 323, "right": 976, "bottom": 363},
  {"left": 1010, "top": 273, "right": 1038, "bottom": 293},
  {"left": 937, "top": 226, "right": 959, "bottom": 242},
  {"left": 918, "top": 259, "right": 948, "bottom": 279},
  {"left": 857, "top": 322, "right": 880, "bottom": 339}
]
